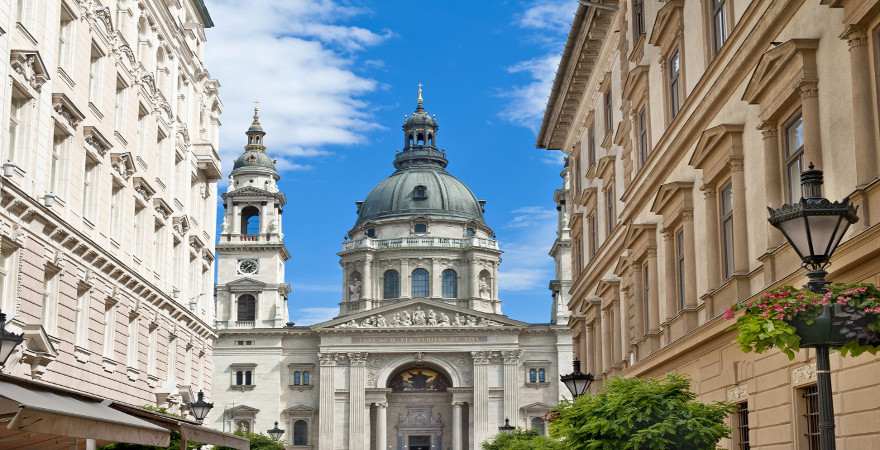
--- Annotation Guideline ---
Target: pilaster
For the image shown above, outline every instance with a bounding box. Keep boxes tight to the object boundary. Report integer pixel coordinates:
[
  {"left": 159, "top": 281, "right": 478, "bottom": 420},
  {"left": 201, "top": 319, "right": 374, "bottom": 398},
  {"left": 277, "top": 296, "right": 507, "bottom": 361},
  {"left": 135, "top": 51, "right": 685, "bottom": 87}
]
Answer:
[
  {"left": 501, "top": 350, "right": 521, "bottom": 427},
  {"left": 317, "top": 353, "right": 337, "bottom": 450},
  {"left": 471, "top": 351, "right": 491, "bottom": 448},
  {"left": 348, "top": 352, "right": 368, "bottom": 450}
]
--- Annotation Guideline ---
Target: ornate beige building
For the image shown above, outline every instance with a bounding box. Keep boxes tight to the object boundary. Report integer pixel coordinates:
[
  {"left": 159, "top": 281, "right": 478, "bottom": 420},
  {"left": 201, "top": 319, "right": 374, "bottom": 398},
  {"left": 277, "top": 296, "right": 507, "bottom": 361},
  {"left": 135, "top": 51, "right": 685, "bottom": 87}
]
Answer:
[
  {"left": 539, "top": 0, "right": 880, "bottom": 448},
  {"left": 0, "top": 0, "right": 221, "bottom": 412}
]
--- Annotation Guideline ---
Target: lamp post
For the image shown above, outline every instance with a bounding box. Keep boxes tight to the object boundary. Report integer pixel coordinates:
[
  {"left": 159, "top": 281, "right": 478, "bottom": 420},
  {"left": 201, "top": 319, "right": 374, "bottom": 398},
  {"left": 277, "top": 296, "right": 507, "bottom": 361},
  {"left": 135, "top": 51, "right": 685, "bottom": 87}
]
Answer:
[
  {"left": 188, "top": 390, "right": 214, "bottom": 424},
  {"left": 267, "top": 421, "right": 284, "bottom": 441},
  {"left": 0, "top": 311, "right": 23, "bottom": 367},
  {"left": 767, "top": 164, "right": 858, "bottom": 450},
  {"left": 498, "top": 418, "right": 515, "bottom": 433},
  {"left": 559, "top": 360, "right": 594, "bottom": 399}
]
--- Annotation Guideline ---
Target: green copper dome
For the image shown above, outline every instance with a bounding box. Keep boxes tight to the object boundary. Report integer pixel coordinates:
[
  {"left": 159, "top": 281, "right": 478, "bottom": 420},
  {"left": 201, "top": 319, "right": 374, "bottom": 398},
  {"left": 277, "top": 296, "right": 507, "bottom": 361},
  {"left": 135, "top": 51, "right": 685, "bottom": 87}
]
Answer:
[
  {"left": 356, "top": 85, "right": 485, "bottom": 225},
  {"left": 230, "top": 107, "right": 278, "bottom": 176},
  {"left": 232, "top": 150, "right": 276, "bottom": 171}
]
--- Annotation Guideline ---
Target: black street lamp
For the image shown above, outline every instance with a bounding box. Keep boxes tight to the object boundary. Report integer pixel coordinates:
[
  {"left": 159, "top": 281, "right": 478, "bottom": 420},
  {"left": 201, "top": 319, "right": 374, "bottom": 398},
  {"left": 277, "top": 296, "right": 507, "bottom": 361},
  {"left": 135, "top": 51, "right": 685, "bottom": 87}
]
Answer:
[
  {"left": 559, "top": 360, "right": 593, "bottom": 399},
  {"left": 267, "top": 421, "right": 284, "bottom": 441},
  {"left": 189, "top": 390, "right": 214, "bottom": 424},
  {"left": 768, "top": 164, "right": 858, "bottom": 450},
  {"left": 0, "top": 311, "right": 23, "bottom": 367},
  {"left": 498, "top": 418, "right": 515, "bottom": 433}
]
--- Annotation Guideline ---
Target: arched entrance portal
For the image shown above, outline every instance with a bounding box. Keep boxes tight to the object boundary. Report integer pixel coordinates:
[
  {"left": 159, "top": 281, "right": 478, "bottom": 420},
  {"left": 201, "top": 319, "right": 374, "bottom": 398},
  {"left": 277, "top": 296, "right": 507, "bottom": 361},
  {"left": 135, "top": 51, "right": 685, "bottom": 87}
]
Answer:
[{"left": 384, "top": 364, "right": 456, "bottom": 450}]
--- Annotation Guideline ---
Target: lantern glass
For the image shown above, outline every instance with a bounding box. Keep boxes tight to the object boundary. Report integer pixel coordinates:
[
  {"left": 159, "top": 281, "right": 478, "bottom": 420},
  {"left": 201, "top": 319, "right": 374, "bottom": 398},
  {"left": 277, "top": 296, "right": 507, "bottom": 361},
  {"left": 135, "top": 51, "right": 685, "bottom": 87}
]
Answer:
[
  {"left": 562, "top": 377, "right": 577, "bottom": 398},
  {"left": 267, "top": 421, "right": 284, "bottom": 440},
  {"left": 189, "top": 390, "right": 213, "bottom": 422},
  {"left": 0, "top": 312, "right": 23, "bottom": 366},
  {"left": 776, "top": 214, "right": 811, "bottom": 260}
]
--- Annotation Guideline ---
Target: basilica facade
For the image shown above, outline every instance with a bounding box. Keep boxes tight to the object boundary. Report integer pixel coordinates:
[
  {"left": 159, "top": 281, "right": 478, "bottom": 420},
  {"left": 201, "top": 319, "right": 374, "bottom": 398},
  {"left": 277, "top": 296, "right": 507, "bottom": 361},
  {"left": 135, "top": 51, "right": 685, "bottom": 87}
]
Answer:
[{"left": 207, "top": 91, "right": 573, "bottom": 450}]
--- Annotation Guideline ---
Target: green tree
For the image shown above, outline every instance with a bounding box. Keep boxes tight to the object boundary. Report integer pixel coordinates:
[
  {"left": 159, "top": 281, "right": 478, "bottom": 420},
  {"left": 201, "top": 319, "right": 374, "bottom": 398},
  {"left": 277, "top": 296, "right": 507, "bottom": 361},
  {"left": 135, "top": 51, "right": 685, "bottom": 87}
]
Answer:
[
  {"left": 481, "top": 429, "right": 564, "bottom": 450},
  {"left": 215, "top": 431, "right": 285, "bottom": 450},
  {"left": 550, "top": 374, "right": 733, "bottom": 450}
]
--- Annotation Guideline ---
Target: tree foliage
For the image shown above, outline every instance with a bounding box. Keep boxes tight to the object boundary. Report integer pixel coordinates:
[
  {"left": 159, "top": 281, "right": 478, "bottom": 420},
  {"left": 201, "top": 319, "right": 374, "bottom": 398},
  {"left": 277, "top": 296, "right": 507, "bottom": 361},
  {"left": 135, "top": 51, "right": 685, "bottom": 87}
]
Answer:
[
  {"left": 481, "top": 429, "right": 564, "bottom": 450},
  {"left": 215, "top": 431, "right": 285, "bottom": 450},
  {"left": 549, "top": 374, "right": 733, "bottom": 450}
]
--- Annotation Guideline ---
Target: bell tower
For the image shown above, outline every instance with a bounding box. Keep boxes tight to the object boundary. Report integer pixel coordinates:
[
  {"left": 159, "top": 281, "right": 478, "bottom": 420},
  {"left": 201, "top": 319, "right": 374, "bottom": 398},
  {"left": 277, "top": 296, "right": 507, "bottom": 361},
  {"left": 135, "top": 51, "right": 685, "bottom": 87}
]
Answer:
[{"left": 215, "top": 108, "right": 290, "bottom": 329}]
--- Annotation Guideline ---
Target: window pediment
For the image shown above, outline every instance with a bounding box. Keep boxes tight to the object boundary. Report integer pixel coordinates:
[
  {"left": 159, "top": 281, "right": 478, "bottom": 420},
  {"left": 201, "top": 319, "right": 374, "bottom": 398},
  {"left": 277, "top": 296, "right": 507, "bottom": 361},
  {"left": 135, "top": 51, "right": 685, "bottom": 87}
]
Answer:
[
  {"left": 649, "top": 181, "right": 694, "bottom": 230},
  {"left": 689, "top": 124, "right": 744, "bottom": 184},
  {"left": 613, "top": 117, "right": 631, "bottom": 147},
  {"left": 742, "top": 39, "right": 819, "bottom": 121},
  {"left": 51, "top": 93, "right": 85, "bottom": 132},
  {"left": 596, "top": 155, "right": 615, "bottom": 184},
  {"left": 10, "top": 50, "right": 49, "bottom": 92},
  {"left": 578, "top": 186, "right": 597, "bottom": 208},
  {"left": 283, "top": 405, "right": 315, "bottom": 417},
  {"left": 226, "top": 277, "right": 267, "bottom": 291},
  {"left": 648, "top": 0, "right": 683, "bottom": 53},
  {"left": 623, "top": 223, "right": 657, "bottom": 261},
  {"left": 622, "top": 65, "right": 649, "bottom": 103},
  {"left": 596, "top": 277, "right": 620, "bottom": 302}
]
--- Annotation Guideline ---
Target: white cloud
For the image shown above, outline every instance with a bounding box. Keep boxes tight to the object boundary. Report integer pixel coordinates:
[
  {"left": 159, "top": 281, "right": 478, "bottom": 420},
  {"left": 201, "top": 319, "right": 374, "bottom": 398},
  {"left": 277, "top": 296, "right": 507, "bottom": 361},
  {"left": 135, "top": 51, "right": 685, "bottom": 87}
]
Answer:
[
  {"left": 498, "top": 206, "right": 557, "bottom": 292},
  {"left": 205, "top": 0, "right": 391, "bottom": 174},
  {"left": 295, "top": 307, "right": 339, "bottom": 325},
  {"left": 499, "top": 1, "right": 576, "bottom": 132},
  {"left": 296, "top": 283, "right": 341, "bottom": 294}
]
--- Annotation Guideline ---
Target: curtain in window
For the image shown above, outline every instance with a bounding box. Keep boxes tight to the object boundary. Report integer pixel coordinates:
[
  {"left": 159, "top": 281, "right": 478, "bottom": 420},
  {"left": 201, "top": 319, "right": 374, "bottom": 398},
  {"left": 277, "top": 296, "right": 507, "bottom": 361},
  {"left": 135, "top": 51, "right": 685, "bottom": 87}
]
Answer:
[
  {"left": 411, "top": 269, "right": 430, "bottom": 298},
  {"left": 441, "top": 269, "right": 457, "bottom": 298}
]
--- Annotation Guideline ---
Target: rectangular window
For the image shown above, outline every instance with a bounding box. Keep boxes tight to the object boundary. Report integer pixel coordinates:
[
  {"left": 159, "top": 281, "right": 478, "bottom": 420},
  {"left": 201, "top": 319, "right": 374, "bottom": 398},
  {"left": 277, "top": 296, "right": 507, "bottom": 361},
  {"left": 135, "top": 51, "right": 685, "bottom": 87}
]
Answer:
[
  {"left": 147, "top": 325, "right": 157, "bottom": 376},
  {"left": 102, "top": 301, "right": 117, "bottom": 359},
  {"left": 637, "top": 106, "right": 648, "bottom": 166},
  {"left": 784, "top": 113, "right": 805, "bottom": 203},
  {"left": 166, "top": 338, "right": 177, "bottom": 384},
  {"left": 588, "top": 214, "right": 598, "bottom": 258},
  {"left": 235, "top": 370, "right": 253, "bottom": 386},
  {"left": 88, "top": 43, "right": 103, "bottom": 105},
  {"left": 126, "top": 317, "right": 139, "bottom": 368},
  {"left": 8, "top": 87, "right": 30, "bottom": 166},
  {"left": 800, "top": 385, "right": 820, "bottom": 450},
  {"left": 587, "top": 122, "right": 596, "bottom": 167},
  {"left": 668, "top": 49, "right": 681, "bottom": 118},
  {"left": 604, "top": 90, "right": 614, "bottom": 133},
  {"left": 711, "top": 0, "right": 728, "bottom": 53},
  {"left": 632, "top": 0, "right": 645, "bottom": 38},
  {"left": 136, "top": 105, "right": 147, "bottom": 155},
  {"left": 42, "top": 269, "right": 60, "bottom": 335},
  {"left": 51, "top": 127, "right": 68, "bottom": 196},
  {"left": 134, "top": 203, "right": 145, "bottom": 257},
  {"left": 735, "top": 401, "right": 750, "bottom": 450},
  {"left": 291, "top": 370, "right": 311, "bottom": 385},
  {"left": 641, "top": 262, "right": 650, "bottom": 333},
  {"left": 720, "top": 182, "right": 735, "bottom": 280},
  {"left": 0, "top": 247, "right": 16, "bottom": 315},
  {"left": 110, "top": 182, "right": 123, "bottom": 239},
  {"left": 75, "top": 289, "right": 90, "bottom": 348},
  {"left": 114, "top": 78, "right": 126, "bottom": 132},
  {"left": 605, "top": 185, "right": 616, "bottom": 236},
  {"left": 57, "top": 4, "right": 75, "bottom": 69},
  {"left": 538, "top": 368, "right": 546, "bottom": 383},
  {"left": 675, "top": 229, "right": 686, "bottom": 310},
  {"left": 82, "top": 157, "right": 98, "bottom": 219},
  {"left": 153, "top": 222, "right": 164, "bottom": 273},
  {"left": 529, "top": 368, "right": 537, "bottom": 383}
]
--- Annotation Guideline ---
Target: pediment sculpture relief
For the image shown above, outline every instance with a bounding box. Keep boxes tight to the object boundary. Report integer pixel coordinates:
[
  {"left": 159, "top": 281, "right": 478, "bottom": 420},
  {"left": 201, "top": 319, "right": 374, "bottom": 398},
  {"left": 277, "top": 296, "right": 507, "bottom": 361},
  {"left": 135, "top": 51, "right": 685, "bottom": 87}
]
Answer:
[{"left": 335, "top": 305, "right": 503, "bottom": 328}]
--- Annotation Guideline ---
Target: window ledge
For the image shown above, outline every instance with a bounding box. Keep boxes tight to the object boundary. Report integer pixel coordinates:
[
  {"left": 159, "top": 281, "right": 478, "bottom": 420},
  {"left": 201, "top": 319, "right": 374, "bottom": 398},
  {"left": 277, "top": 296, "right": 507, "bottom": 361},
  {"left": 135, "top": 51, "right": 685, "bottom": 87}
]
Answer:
[
  {"left": 126, "top": 366, "right": 140, "bottom": 381},
  {"left": 88, "top": 102, "right": 104, "bottom": 120},
  {"left": 147, "top": 373, "right": 160, "bottom": 388},
  {"left": 102, "top": 357, "right": 118, "bottom": 373},
  {"left": 288, "top": 384, "right": 314, "bottom": 391},
  {"left": 230, "top": 385, "right": 256, "bottom": 391},
  {"left": 57, "top": 66, "right": 75, "bottom": 89},
  {"left": 82, "top": 217, "right": 95, "bottom": 229},
  {"left": 525, "top": 383, "right": 550, "bottom": 389},
  {"left": 74, "top": 346, "right": 91, "bottom": 363}
]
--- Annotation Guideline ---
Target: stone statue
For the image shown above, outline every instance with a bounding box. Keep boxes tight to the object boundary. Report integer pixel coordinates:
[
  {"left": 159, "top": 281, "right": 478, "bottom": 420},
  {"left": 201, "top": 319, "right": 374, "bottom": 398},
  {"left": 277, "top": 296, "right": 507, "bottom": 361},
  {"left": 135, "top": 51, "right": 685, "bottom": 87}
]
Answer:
[
  {"left": 467, "top": 315, "right": 478, "bottom": 326},
  {"left": 400, "top": 311, "right": 413, "bottom": 326},
  {"left": 376, "top": 314, "right": 387, "bottom": 327},
  {"left": 349, "top": 276, "right": 362, "bottom": 302},
  {"left": 333, "top": 308, "right": 501, "bottom": 329},
  {"left": 479, "top": 274, "right": 491, "bottom": 299},
  {"left": 412, "top": 307, "right": 426, "bottom": 326},
  {"left": 426, "top": 309, "right": 437, "bottom": 326},
  {"left": 438, "top": 312, "right": 450, "bottom": 326},
  {"left": 453, "top": 313, "right": 465, "bottom": 326}
]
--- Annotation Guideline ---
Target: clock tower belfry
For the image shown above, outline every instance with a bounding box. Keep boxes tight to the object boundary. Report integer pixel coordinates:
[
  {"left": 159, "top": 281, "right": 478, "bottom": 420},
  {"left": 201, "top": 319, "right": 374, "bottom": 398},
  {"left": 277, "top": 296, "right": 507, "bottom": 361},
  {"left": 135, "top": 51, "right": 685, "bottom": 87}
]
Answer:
[{"left": 215, "top": 108, "right": 290, "bottom": 329}]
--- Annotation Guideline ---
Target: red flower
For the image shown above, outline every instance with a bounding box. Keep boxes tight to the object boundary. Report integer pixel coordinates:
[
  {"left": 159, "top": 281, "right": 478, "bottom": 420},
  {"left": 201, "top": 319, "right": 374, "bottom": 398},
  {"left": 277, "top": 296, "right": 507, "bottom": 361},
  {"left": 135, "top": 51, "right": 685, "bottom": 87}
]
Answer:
[{"left": 723, "top": 308, "right": 736, "bottom": 320}]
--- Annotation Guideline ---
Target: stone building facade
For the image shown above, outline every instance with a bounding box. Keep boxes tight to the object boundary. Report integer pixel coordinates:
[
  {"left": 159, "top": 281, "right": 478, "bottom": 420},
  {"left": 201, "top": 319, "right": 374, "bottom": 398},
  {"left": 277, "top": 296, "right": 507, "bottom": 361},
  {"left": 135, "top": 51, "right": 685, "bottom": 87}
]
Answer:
[
  {"left": 0, "top": 0, "right": 221, "bottom": 411},
  {"left": 538, "top": 0, "right": 880, "bottom": 448},
  {"left": 208, "top": 92, "right": 573, "bottom": 450}
]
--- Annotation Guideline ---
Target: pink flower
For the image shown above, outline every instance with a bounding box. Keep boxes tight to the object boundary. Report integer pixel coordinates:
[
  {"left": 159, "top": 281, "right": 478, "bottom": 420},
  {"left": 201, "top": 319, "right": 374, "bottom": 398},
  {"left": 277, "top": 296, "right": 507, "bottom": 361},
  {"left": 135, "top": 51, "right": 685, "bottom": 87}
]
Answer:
[{"left": 723, "top": 308, "right": 736, "bottom": 320}]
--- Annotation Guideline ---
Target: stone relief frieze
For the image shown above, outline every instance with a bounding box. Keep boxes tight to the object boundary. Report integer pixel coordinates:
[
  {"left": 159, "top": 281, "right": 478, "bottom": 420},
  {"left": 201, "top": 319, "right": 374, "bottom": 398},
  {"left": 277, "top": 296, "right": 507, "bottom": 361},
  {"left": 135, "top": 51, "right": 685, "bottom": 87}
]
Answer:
[{"left": 334, "top": 305, "right": 504, "bottom": 329}]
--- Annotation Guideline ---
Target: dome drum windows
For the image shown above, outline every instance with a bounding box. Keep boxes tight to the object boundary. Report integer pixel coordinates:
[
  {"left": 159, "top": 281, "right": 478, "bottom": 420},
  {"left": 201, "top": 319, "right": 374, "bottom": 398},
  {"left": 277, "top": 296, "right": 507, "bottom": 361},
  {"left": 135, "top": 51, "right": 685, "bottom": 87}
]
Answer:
[
  {"left": 240, "top": 205, "right": 260, "bottom": 237},
  {"left": 411, "top": 268, "right": 430, "bottom": 298},
  {"left": 413, "top": 222, "right": 428, "bottom": 234},
  {"left": 442, "top": 269, "right": 458, "bottom": 299},
  {"left": 412, "top": 185, "right": 428, "bottom": 201},
  {"left": 383, "top": 270, "right": 400, "bottom": 299}
]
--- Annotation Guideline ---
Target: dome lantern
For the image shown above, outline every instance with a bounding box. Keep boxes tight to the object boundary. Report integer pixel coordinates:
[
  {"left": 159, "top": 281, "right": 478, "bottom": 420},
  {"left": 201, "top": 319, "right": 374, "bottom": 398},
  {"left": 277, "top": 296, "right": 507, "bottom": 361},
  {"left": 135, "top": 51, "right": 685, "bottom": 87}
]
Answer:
[
  {"left": 231, "top": 104, "right": 278, "bottom": 178},
  {"left": 397, "top": 83, "right": 447, "bottom": 170}
]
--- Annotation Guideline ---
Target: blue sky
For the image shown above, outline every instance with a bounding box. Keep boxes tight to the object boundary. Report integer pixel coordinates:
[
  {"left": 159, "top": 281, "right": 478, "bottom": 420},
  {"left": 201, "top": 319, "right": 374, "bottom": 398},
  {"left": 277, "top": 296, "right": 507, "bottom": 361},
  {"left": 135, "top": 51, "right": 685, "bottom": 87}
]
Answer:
[{"left": 205, "top": 0, "right": 576, "bottom": 324}]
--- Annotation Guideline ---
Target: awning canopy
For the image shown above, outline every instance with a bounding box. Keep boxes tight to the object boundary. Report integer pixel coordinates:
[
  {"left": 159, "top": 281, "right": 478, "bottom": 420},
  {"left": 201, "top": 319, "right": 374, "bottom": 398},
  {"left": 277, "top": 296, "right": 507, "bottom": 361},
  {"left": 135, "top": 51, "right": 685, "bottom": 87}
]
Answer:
[
  {"left": 0, "top": 378, "right": 170, "bottom": 449},
  {"left": 112, "top": 403, "right": 250, "bottom": 450}
]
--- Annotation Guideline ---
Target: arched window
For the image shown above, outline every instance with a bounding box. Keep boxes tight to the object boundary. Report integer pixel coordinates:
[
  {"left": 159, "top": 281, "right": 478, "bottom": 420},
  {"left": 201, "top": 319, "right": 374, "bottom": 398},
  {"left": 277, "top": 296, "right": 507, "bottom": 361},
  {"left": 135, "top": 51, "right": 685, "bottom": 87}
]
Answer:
[
  {"left": 293, "top": 420, "right": 308, "bottom": 445},
  {"left": 427, "top": 133, "right": 434, "bottom": 145},
  {"left": 442, "top": 269, "right": 457, "bottom": 298},
  {"left": 417, "top": 133, "right": 425, "bottom": 145},
  {"left": 240, "top": 206, "right": 260, "bottom": 236},
  {"left": 411, "top": 268, "right": 429, "bottom": 298},
  {"left": 237, "top": 294, "right": 256, "bottom": 322},
  {"left": 531, "top": 417, "right": 546, "bottom": 435},
  {"left": 413, "top": 185, "right": 428, "bottom": 200},
  {"left": 383, "top": 270, "right": 400, "bottom": 299}
]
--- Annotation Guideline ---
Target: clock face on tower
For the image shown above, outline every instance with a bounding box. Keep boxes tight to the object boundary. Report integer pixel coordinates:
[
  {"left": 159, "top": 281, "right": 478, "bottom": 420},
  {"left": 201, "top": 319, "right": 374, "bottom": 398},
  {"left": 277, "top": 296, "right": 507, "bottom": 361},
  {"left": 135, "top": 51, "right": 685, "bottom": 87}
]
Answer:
[{"left": 238, "top": 259, "right": 259, "bottom": 275}]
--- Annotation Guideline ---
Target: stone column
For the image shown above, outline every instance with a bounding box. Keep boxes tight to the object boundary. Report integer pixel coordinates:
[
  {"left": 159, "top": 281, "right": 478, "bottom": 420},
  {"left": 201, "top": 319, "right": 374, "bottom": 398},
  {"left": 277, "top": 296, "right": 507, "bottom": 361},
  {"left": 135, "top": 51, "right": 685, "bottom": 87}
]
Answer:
[
  {"left": 799, "top": 81, "right": 823, "bottom": 169},
  {"left": 363, "top": 254, "right": 373, "bottom": 308},
  {"left": 375, "top": 401, "right": 387, "bottom": 450},
  {"left": 583, "top": 323, "right": 595, "bottom": 373},
  {"left": 348, "top": 353, "right": 368, "bottom": 450},
  {"left": 662, "top": 231, "right": 677, "bottom": 322},
  {"left": 600, "top": 308, "right": 611, "bottom": 372},
  {"left": 646, "top": 249, "right": 660, "bottom": 333},
  {"left": 501, "top": 351, "right": 521, "bottom": 428},
  {"left": 619, "top": 284, "right": 632, "bottom": 360},
  {"left": 259, "top": 203, "right": 267, "bottom": 234},
  {"left": 231, "top": 204, "right": 240, "bottom": 234},
  {"left": 431, "top": 258, "right": 441, "bottom": 298},
  {"left": 471, "top": 351, "right": 491, "bottom": 448},
  {"left": 701, "top": 186, "right": 720, "bottom": 291},
  {"left": 845, "top": 27, "right": 879, "bottom": 186},
  {"left": 682, "top": 212, "right": 697, "bottom": 309},
  {"left": 731, "top": 160, "right": 749, "bottom": 275},
  {"left": 401, "top": 259, "right": 410, "bottom": 299},
  {"left": 759, "top": 123, "right": 783, "bottom": 250},
  {"left": 452, "top": 402, "right": 464, "bottom": 450},
  {"left": 317, "top": 353, "right": 337, "bottom": 450}
]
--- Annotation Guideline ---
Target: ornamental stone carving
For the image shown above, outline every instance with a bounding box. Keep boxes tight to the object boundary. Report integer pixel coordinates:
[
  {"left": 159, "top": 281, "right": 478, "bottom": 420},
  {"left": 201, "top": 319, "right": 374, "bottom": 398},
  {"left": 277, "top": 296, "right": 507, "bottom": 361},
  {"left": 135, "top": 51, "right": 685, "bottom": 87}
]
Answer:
[
  {"left": 792, "top": 364, "right": 817, "bottom": 386},
  {"left": 93, "top": 6, "right": 114, "bottom": 33},
  {"left": 501, "top": 350, "right": 522, "bottom": 365},
  {"left": 479, "top": 272, "right": 491, "bottom": 299},
  {"left": 348, "top": 352, "right": 368, "bottom": 366},
  {"left": 471, "top": 351, "right": 492, "bottom": 365},
  {"left": 10, "top": 51, "right": 48, "bottom": 92},
  {"left": 335, "top": 306, "right": 503, "bottom": 328}
]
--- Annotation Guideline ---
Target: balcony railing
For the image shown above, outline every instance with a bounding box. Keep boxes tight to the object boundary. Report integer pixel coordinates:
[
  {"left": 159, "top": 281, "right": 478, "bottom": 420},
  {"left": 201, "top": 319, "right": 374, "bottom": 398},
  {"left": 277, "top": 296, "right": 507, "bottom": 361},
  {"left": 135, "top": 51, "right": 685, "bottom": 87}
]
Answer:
[{"left": 341, "top": 236, "right": 499, "bottom": 252}]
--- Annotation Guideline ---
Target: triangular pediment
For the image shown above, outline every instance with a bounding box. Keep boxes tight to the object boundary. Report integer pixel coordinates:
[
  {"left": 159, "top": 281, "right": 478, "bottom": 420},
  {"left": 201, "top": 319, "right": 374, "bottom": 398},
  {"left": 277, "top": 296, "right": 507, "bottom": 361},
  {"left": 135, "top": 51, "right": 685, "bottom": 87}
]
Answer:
[
  {"left": 743, "top": 39, "right": 819, "bottom": 105},
  {"left": 226, "top": 277, "right": 267, "bottom": 289},
  {"left": 226, "top": 186, "right": 271, "bottom": 196},
  {"left": 313, "top": 299, "right": 527, "bottom": 330}
]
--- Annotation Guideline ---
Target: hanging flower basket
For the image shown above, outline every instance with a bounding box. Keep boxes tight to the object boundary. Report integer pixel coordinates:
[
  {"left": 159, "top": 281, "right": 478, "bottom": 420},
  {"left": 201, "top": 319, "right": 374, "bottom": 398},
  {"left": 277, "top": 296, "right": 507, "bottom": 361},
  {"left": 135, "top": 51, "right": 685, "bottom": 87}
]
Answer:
[{"left": 724, "top": 283, "right": 880, "bottom": 359}]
